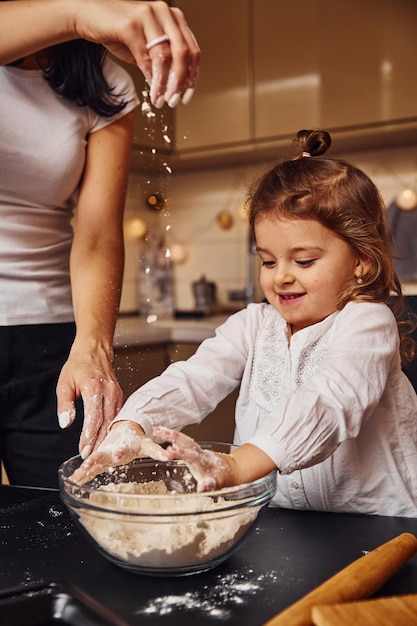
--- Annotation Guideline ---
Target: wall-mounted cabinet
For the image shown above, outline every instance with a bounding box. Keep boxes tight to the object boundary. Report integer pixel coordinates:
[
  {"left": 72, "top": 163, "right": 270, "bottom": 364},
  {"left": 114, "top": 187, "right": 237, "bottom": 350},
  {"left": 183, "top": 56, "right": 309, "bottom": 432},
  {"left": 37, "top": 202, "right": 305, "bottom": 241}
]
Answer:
[
  {"left": 174, "top": 0, "right": 251, "bottom": 153},
  {"left": 172, "top": 0, "right": 417, "bottom": 168},
  {"left": 253, "top": 0, "right": 320, "bottom": 138}
]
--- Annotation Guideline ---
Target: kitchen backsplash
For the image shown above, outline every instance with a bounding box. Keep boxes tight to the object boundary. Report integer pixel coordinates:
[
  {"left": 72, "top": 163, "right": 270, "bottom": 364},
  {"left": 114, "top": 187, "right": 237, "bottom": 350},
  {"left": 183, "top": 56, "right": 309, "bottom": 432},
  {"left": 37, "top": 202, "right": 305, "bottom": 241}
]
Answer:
[{"left": 120, "top": 143, "right": 417, "bottom": 314}]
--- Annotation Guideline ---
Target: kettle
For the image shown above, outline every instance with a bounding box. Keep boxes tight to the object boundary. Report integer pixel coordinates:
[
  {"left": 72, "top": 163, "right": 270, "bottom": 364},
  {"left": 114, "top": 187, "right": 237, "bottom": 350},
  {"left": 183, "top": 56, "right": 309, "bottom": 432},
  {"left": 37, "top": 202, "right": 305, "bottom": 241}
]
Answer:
[{"left": 192, "top": 275, "right": 217, "bottom": 315}]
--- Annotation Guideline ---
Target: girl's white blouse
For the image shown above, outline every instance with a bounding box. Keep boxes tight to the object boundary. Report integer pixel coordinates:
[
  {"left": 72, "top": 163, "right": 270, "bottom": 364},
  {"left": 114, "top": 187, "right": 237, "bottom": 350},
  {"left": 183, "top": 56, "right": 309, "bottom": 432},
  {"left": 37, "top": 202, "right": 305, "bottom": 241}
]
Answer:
[{"left": 115, "top": 301, "right": 417, "bottom": 517}]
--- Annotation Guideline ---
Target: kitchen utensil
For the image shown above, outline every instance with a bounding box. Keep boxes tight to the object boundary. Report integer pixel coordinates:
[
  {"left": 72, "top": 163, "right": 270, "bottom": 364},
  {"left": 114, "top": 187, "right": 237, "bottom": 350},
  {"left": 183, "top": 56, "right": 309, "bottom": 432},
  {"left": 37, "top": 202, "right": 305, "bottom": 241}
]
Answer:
[
  {"left": 192, "top": 275, "right": 217, "bottom": 315},
  {"left": 263, "top": 532, "right": 417, "bottom": 626},
  {"left": 312, "top": 593, "right": 417, "bottom": 626},
  {"left": 59, "top": 444, "right": 277, "bottom": 577}
]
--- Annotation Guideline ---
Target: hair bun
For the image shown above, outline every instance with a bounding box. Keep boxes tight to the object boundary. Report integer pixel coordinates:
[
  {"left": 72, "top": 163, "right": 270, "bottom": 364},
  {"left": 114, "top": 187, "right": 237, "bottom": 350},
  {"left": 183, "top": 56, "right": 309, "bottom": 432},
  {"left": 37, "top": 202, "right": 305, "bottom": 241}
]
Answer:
[{"left": 296, "top": 129, "right": 331, "bottom": 157}]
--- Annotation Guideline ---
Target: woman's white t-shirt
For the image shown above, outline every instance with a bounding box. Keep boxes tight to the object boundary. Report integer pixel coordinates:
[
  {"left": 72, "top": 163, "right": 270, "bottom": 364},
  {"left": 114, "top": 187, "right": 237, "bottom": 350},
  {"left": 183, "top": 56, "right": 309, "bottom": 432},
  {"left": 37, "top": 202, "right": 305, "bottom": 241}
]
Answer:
[{"left": 0, "top": 57, "right": 139, "bottom": 324}]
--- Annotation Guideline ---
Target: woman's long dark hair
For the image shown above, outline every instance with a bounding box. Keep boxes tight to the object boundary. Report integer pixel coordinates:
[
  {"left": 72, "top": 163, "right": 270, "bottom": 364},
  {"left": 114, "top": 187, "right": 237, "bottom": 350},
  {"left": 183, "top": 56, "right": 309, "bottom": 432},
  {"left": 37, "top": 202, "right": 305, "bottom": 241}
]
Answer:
[
  {"left": 6, "top": 35, "right": 129, "bottom": 117},
  {"left": 43, "top": 41, "right": 128, "bottom": 117}
]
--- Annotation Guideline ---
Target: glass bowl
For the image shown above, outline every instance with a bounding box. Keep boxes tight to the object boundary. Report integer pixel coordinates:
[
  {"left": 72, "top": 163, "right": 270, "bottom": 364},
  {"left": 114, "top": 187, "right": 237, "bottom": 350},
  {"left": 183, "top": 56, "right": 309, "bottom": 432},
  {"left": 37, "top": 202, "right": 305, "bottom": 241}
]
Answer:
[{"left": 59, "top": 443, "right": 277, "bottom": 576}]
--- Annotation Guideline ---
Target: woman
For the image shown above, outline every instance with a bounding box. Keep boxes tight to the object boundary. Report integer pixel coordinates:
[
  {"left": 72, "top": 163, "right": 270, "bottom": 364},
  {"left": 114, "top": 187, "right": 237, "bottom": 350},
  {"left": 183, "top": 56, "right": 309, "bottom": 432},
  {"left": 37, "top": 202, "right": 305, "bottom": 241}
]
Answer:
[{"left": 0, "top": 0, "right": 200, "bottom": 487}]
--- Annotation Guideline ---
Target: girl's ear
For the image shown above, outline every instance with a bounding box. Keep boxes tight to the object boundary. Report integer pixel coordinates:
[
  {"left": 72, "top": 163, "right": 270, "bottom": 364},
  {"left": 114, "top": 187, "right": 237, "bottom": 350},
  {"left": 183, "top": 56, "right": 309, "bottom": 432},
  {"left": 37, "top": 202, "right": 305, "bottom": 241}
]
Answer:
[{"left": 355, "top": 257, "right": 372, "bottom": 282}]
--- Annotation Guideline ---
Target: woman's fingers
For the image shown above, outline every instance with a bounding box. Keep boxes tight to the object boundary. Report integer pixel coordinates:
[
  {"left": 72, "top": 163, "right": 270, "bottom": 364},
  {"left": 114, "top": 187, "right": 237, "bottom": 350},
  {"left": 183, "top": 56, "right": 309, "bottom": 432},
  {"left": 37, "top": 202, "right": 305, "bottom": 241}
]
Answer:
[
  {"left": 77, "top": 1, "right": 201, "bottom": 108},
  {"left": 141, "top": 4, "right": 200, "bottom": 107}
]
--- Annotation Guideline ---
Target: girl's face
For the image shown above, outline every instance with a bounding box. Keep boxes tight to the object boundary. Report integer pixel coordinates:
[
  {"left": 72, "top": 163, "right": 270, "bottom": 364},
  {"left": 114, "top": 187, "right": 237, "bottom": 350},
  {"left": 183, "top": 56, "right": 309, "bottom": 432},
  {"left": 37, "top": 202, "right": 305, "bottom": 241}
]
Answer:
[{"left": 255, "top": 215, "right": 361, "bottom": 334}]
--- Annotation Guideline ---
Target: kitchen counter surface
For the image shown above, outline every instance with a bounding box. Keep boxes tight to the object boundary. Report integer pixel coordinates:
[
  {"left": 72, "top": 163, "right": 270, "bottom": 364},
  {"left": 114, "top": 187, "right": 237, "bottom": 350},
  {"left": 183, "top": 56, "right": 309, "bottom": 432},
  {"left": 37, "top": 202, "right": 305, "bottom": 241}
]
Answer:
[
  {"left": 115, "top": 292, "right": 417, "bottom": 348},
  {"left": 1, "top": 485, "right": 417, "bottom": 625},
  {"left": 114, "top": 314, "right": 230, "bottom": 348}
]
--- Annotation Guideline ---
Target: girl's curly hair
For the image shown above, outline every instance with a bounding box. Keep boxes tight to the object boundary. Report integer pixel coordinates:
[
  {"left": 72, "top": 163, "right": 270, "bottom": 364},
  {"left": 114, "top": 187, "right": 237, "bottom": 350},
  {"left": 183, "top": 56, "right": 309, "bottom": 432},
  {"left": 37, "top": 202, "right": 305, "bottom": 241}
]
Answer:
[{"left": 247, "top": 129, "right": 416, "bottom": 366}]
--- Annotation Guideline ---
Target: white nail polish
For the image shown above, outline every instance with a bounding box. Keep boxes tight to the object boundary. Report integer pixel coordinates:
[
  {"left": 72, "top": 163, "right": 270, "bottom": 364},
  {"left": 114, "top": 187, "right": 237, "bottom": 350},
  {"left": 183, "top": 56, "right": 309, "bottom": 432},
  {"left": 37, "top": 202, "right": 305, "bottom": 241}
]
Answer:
[
  {"left": 58, "top": 411, "right": 71, "bottom": 429},
  {"left": 182, "top": 88, "right": 195, "bottom": 105},
  {"left": 168, "top": 92, "right": 181, "bottom": 108},
  {"left": 155, "top": 95, "right": 165, "bottom": 109},
  {"left": 81, "top": 444, "right": 93, "bottom": 460}
]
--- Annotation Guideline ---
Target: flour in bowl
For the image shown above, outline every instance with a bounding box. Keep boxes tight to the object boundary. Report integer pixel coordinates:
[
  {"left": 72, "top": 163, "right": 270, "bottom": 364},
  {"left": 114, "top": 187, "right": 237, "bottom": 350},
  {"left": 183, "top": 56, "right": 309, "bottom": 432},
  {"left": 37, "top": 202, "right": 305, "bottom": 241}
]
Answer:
[{"left": 76, "top": 480, "right": 258, "bottom": 569}]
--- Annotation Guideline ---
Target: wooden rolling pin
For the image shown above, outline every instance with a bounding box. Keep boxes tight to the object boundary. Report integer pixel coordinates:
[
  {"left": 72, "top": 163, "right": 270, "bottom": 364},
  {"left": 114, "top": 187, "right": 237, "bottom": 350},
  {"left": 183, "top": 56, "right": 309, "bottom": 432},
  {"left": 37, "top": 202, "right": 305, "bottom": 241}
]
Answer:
[{"left": 263, "top": 532, "right": 417, "bottom": 626}]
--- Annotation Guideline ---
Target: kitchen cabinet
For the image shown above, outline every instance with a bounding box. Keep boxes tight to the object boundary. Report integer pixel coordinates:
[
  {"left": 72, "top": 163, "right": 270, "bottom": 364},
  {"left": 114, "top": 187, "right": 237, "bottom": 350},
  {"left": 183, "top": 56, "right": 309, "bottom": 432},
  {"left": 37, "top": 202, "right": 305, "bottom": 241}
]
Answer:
[
  {"left": 114, "top": 341, "right": 236, "bottom": 444},
  {"left": 172, "top": 0, "right": 417, "bottom": 167},
  {"left": 263, "top": 0, "right": 417, "bottom": 134},
  {"left": 253, "top": 0, "right": 321, "bottom": 137},
  {"left": 254, "top": 0, "right": 408, "bottom": 136},
  {"left": 173, "top": 0, "right": 251, "bottom": 153},
  {"left": 114, "top": 343, "right": 171, "bottom": 398},
  {"left": 168, "top": 342, "right": 237, "bottom": 444}
]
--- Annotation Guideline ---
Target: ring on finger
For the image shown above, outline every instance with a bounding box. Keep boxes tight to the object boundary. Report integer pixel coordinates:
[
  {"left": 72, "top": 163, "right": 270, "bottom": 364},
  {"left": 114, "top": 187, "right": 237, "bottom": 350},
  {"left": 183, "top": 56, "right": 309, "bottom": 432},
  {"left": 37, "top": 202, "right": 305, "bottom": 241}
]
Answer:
[{"left": 146, "top": 34, "right": 170, "bottom": 51}]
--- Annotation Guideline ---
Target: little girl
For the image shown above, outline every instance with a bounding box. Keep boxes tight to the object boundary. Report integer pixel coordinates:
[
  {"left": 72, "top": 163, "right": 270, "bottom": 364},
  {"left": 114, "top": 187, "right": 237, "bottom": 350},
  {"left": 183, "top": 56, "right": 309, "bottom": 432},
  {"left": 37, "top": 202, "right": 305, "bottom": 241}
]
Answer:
[{"left": 73, "top": 129, "right": 417, "bottom": 518}]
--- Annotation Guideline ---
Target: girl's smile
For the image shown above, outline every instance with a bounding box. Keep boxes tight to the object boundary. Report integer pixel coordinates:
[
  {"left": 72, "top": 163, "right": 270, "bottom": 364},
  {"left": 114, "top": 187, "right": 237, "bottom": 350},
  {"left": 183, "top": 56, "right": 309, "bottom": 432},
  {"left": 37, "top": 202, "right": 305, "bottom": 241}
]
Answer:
[
  {"left": 278, "top": 292, "right": 306, "bottom": 305},
  {"left": 254, "top": 216, "right": 363, "bottom": 334}
]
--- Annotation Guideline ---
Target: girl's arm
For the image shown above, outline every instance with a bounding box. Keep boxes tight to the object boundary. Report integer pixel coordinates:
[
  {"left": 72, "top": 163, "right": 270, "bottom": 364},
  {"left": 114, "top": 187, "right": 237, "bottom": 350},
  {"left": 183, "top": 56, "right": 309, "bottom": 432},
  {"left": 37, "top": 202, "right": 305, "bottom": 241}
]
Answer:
[
  {"left": 0, "top": 0, "right": 200, "bottom": 107},
  {"left": 71, "top": 306, "right": 263, "bottom": 482},
  {"left": 71, "top": 423, "right": 278, "bottom": 489},
  {"left": 56, "top": 110, "right": 134, "bottom": 459},
  {"left": 111, "top": 307, "right": 254, "bottom": 434}
]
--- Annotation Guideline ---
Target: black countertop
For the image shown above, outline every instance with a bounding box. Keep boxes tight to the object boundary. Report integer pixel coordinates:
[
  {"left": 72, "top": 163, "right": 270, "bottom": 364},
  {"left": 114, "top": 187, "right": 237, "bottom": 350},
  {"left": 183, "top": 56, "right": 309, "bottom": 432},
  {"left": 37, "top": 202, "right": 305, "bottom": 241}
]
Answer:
[{"left": 1, "top": 485, "right": 417, "bottom": 625}]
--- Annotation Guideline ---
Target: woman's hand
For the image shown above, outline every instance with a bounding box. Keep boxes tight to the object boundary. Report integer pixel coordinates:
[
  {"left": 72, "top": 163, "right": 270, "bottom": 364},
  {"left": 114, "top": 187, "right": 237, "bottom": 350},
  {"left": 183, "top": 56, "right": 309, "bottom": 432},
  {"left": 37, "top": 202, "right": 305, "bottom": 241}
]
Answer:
[
  {"left": 69, "top": 421, "right": 169, "bottom": 484},
  {"left": 153, "top": 426, "right": 234, "bottom": 492},
  {"left": 74, "top": 0, "right": 201, "bottom": 107},
  {"left": 0, "top": 0, "right": 200, "bottom": 108},
  {"left": 56, "top": 344, "right": 125, "bottom": 460}
]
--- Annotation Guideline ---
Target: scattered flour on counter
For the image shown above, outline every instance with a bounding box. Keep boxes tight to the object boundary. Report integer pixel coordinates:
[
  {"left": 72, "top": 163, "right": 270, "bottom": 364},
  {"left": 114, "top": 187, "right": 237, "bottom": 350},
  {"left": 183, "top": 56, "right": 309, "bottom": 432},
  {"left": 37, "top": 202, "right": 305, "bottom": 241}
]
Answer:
[
  {"left": 77, "top": 481, "right": 258, "bottom": 568},
  {"left": 136, "top": 568, "right": 278, "bottom": 620},
  {"left": 48, "top": 506, "right": 64, "bottom": 518}
]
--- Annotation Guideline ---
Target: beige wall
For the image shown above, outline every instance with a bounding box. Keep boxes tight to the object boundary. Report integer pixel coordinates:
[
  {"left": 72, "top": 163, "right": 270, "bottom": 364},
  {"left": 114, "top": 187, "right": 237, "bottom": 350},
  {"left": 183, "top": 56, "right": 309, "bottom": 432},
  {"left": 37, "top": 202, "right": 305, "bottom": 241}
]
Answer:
[{"left": 120, "top": 143, "right": 417, "bottom": 314}]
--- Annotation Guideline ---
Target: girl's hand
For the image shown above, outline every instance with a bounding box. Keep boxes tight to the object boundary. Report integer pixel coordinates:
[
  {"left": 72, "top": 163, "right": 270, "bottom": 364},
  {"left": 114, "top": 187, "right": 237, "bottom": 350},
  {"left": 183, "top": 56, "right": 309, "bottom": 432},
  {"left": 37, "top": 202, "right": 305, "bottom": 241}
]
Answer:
[
  {"left": 69, "top": 421, "right": 169, "bottom": 485},
  {"left": 74, "top": 0, "right": 200, "bottom": 107},
  {"left": 153, "top": 426, "right": 234, "bottom": 492}
]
